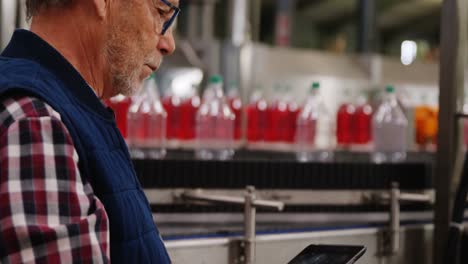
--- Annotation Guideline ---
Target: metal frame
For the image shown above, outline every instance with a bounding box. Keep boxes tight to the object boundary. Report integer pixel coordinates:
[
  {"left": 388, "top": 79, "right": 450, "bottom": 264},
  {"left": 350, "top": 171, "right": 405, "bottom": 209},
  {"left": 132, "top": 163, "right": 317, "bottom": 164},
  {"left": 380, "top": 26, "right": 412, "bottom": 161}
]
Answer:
[
  {"left": 435, "top": 0, "right": 467, "bottom": 263},
  {"left": 174, "top": 184, "right": 432, "bottom": 262},
  {"left": 165, "top": 224, "right": 435, "bottom": 264},
  {"left": 145, "top": 188, "right": 434, "bottom": 206},
  {"left": 370, "top": 182, "right": 433, "bottom": 255},
  {"left": 180, "top": 186, "right": 284, "bottom": 264}
]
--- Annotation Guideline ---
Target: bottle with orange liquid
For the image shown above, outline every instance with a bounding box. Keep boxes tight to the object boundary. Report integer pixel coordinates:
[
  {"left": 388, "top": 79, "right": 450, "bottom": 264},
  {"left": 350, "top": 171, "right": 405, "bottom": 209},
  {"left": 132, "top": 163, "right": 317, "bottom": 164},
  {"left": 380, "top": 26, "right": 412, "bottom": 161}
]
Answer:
[{"left": 414, "top": 93, "right": 438, "bottom": 151}]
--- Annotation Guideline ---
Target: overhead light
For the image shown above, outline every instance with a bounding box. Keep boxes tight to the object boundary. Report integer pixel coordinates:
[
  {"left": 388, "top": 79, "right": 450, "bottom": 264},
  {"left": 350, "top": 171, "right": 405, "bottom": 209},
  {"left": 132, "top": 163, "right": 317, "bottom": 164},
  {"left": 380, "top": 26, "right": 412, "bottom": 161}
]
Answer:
[
  {"left": 171, "top": 69, "right": 203, "bottom": 97},
  {"left": 401, "top": 40, "right": 418, "bottom": 66}
]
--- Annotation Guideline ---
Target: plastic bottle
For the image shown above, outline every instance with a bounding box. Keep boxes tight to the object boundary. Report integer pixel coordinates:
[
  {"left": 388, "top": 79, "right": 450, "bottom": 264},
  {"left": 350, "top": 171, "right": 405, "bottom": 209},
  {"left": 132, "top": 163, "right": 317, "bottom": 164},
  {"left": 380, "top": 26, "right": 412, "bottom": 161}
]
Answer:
[
  {"left": 295, "top": 82, "right": 335, "bottom": 162},
  {"left": 180, "top": 85, "right": 201, "bottom": 141},
  {"left": 162, "top": 91, "right": 182, "bottom": 141},
  {"left": 227, "top": 83, "right": 243, "bottom": 141},
  {"left": 372, "top": 85, "right": 408, "bottom": 163},
  {"left": 336, "top": 90, "right": 356, "bottom": 147},
  {"left": 202, "top": 81, "right": 216, "bottom": 102},
  {"left": 285, "top": 88, "right": 301, "bottom": 143},
  {"left": 127, "top": 75, "right": 167, "bottom": 159},
  {"left": 266, "top": 85, "right": 289, "bottom": 142},
  {"left": 353, "top": 92, "right": 373, "bottom": 145},
  {"left": 105, "top": 94, "right": 132, "bottom": 138},
  {"left": 415, "top": 93, "right": 429, "bottom": 146},
  {"left": 195, "top": 75, "right": 235, "bottom": 160},
  {"left": 415, "top": 93, "right": 438, "bottom": 149},
  {"left": 399, "top": 90, "right": 417, "bottom": 152},
  {"left": 428, "top": 92, "right": 439, "bottom": 149},
  {"left": 246, "top": 90, "right": 268, "bottom": 142}
]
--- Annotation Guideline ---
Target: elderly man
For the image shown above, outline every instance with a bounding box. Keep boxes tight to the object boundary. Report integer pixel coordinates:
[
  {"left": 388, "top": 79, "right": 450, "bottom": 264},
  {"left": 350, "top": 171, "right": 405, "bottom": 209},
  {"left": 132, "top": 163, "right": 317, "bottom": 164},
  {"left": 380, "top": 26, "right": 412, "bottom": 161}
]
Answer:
[{"left": 0, "top": 0, "right": 178, "bottom": 263}]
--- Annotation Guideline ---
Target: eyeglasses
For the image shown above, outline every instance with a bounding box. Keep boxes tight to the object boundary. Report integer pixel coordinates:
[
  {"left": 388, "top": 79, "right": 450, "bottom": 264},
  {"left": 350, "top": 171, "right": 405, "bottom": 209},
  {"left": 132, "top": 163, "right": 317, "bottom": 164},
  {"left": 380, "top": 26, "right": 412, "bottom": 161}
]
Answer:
[{"left": 160, "top": 0, "right": 180, "bottom": 35}]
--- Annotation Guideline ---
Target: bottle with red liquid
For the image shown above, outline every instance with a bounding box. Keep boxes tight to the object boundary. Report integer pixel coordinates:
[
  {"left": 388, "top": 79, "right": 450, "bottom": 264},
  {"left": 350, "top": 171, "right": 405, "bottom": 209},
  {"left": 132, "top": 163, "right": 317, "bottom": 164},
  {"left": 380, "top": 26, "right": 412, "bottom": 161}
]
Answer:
[
  {"left": 227, "top": 83, "right": 243, "bottom": 141},
  {"left": 336, "top": 90, "right": 356, "bottom": 147},
  {"left": 105, "top": 94, "right": 132, "bottom": 138},
  {"left": 162, "top": 91, "right": 182, "bottom": 143},
  {"left": 295, "top": 82, "right": 334, "bottom": 162},
  {"left": 246, "top": 90, "right": 268, "bottom": 143},
  {"left": 127, "top": 74, "right": 167, "bottom": 159},
  {"left": 195, "top": 75, "right": 235, "bottom": 160},
  {"left": 286, "top": 92, "right": 300, "bottom": 143},
  {"left": 180, "top": 85, "right": 201, "bottom": 141},
  {"left": 353, "top": 92, "right": 373, "bottom": 147},
  {"left": 266, "top": 85, "right": 289, "bottom": 143}
]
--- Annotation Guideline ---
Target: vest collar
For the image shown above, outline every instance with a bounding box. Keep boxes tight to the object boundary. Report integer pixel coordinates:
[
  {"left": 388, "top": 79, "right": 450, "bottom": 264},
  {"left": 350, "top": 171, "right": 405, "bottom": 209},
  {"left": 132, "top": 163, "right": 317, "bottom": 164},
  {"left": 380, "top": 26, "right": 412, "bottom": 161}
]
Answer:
[{"left": 1, "top": 29, "right": 113, "bottom": 120}]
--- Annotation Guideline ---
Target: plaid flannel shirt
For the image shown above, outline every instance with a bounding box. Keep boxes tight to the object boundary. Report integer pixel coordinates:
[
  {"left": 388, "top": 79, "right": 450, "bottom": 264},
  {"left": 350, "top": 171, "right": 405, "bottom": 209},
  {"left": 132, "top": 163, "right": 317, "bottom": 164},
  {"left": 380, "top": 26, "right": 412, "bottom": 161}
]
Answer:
[{"left": 0, "top": 95, "right": 110, "bottom": 263}]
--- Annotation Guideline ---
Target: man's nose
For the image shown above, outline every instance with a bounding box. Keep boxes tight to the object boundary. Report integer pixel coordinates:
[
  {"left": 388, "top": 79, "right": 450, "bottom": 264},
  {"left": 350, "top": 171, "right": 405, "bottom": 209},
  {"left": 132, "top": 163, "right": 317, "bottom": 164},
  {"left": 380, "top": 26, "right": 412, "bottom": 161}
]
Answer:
[{"left": 158, "top": 29, "right": 176, "bottom": 56}]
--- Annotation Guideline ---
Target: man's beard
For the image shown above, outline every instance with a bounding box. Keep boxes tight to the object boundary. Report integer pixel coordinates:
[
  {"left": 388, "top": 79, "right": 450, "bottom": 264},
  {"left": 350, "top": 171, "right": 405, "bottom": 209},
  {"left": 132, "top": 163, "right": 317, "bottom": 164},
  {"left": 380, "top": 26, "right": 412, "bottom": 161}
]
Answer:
[
  {"left": 104, "top": 25, "right": 143, "bottom": 97},
  {"left": 104, "top": 43, "right": 141, "bottom": 96}
]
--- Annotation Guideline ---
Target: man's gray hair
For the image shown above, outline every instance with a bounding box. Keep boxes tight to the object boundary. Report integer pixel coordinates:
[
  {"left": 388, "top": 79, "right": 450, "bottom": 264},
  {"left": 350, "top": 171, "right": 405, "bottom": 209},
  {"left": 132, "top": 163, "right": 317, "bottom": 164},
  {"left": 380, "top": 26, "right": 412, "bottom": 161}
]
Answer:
[{"left": 26, "top": 0, "right": 72, "bottom": 18}]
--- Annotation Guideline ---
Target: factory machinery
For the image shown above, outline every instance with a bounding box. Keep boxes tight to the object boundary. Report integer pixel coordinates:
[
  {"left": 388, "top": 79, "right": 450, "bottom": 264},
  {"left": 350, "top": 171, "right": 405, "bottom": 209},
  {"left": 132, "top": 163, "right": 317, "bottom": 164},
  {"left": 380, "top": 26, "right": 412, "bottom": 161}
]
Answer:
[
  {"left": 147, "top": 21, "right": 444, "bottom": 263},
  {"left": 133, "top": 150, "right": 437, "bottom": 264}
]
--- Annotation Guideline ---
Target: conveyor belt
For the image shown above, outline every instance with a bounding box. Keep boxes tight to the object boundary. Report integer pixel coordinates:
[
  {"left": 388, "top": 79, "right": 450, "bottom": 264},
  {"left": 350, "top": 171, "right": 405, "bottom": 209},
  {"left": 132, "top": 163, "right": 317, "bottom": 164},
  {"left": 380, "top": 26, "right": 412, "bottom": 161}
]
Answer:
[
  {"left": 159, "top": 220, "right": 430, "bottom": 241},
  {"left": 134, "top": 150, "right": 433, "bottom": 216},
  {"left": 150, "top": 204, "right": 432, "bottom": 213},
  {"left": 134, "top": 153, "right": 433, "bottom": 190}
]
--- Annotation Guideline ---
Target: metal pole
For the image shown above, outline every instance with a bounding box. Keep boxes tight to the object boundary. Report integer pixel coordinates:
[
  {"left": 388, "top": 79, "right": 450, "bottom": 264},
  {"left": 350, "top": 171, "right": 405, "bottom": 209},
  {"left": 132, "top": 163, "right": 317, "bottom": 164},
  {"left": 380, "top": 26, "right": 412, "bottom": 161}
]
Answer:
[
  {"left": 244, "top": 186, "right": 256, "bottom": 264},
  {"left": 228, "top": 0, "right": 249, "bottom": 46},
  {"left": 390, "top": 182, "right": 400, "bottom": 255},
  {"left": 435, "top": 0, "right": 467, "bottom": 263},
  {"left": 186, "top": 3, "right": 199, "bottom": 41},
  {"left": 250, "top": 0, "right": 262, "bottom": 42},
  {"left": 201, "top": 0, "right": 215, "bottom": 41},
  {"left": 357, "top": 0, "right": 376, "bottom": 53}
]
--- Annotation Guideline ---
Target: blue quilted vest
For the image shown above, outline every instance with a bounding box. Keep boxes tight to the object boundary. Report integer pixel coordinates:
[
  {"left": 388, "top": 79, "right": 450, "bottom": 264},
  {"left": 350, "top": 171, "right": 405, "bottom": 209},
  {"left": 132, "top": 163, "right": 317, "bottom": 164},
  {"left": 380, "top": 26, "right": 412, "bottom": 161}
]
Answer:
[{"left": 0, "top": 30, "right": 170, "bottom": 263}]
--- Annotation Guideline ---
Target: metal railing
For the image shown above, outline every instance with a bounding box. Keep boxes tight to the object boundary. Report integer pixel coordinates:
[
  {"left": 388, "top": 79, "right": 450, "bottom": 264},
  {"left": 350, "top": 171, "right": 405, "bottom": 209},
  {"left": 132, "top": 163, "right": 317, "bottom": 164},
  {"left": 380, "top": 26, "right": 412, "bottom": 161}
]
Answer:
[
  {"left": 366, "top": 182, "right": 434, "bottom": 255},
  {"left": 179, "top": 186, "right": 285, "bottom": 264}
]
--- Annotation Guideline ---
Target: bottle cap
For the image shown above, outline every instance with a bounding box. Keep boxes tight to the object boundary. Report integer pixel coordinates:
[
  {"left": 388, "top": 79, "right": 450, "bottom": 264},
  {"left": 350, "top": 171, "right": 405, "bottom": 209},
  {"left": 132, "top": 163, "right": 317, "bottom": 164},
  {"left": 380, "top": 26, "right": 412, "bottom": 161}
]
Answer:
[
  {"left": 209, "top": 75, "right": 223, "bottom": 84},
  {"left": 385, "top": 85, "right": 395, "bottom": 93},
  {"left": 312, "top": 82, "right": 320, "bottom": 90}
]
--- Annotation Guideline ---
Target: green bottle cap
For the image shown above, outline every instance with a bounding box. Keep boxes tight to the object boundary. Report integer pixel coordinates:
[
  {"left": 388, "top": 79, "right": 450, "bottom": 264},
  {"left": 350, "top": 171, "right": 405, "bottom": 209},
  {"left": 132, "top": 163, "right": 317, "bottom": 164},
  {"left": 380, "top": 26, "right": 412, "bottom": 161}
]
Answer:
[
  {"left": 209, "top": 75, "right": 223, "bottom": 84},
  {"left": 312, "top": 82, "right": 320, "bottom": 90},
  {"left": 385, "top": 85, "right": 395, "bottom": 93}
]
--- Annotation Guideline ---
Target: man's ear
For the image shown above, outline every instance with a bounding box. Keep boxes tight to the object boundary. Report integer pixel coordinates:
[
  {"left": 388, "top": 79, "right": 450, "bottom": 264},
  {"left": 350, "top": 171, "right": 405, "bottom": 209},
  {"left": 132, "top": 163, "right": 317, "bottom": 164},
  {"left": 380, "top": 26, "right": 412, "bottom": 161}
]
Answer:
[{"left": 91, "top": 0, "right": 108, "bottom": 19}]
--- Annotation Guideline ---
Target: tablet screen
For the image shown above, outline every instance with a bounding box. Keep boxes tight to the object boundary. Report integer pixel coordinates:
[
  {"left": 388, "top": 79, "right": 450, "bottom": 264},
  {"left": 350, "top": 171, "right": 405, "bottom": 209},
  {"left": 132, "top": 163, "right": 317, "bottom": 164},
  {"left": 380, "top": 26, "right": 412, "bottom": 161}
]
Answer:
[{"left": 288, "top": 244, "right": 366, "bottom": 264}]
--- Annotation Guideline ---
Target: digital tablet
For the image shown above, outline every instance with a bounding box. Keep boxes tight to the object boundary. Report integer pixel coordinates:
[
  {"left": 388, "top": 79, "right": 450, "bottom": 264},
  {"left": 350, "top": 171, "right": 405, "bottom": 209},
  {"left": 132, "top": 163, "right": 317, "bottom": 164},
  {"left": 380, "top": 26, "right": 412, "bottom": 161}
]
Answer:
[{"left": 288, "top": 244, "right": 366, "bottom": 264}]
